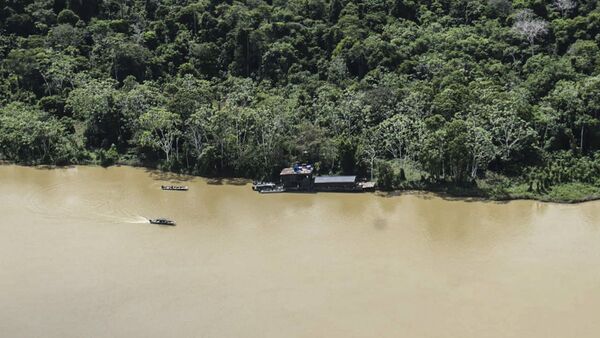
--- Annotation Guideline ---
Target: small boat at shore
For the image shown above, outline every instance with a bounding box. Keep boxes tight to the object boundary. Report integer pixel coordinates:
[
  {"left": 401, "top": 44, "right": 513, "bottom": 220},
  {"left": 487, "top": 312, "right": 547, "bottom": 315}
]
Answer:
[
  {"left": 259, "top": 186, "right": 286, "bottom": 194},
  {"left": 149, "top": 218, "right": 176, "bottom": 226},
  {"left": 161, "top": 185, "right": 189, "bottom": 191},
  {"left": 252, "top": 181, "right": 276, "bottom": 191},
  {"left": 253, "top": 181, "right": 286, "bottom": 193}
]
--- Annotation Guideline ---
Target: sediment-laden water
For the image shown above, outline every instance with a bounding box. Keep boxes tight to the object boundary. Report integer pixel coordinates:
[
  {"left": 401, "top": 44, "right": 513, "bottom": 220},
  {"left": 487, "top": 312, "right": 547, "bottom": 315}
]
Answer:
[{"left": 1, "top": 165, "right": 600, "bottom": 338}]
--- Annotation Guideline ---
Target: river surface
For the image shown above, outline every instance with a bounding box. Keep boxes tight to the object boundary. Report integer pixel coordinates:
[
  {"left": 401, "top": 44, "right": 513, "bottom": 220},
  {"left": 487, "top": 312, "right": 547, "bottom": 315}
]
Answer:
[{"left": 1, "top": 165, "right": 600, "bottom": 337}]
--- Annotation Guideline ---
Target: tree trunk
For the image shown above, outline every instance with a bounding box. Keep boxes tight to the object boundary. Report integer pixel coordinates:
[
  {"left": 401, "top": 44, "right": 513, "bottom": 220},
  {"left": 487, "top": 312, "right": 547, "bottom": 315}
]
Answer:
[
  {"left": 471, "top": 159, "right": 478, "bottom": 179},
  {"left": 530, "top": 41, "right": 535, "bottom": 56},
  {"left": 580, "top": 124, "right": 585, "bottom": 152}
]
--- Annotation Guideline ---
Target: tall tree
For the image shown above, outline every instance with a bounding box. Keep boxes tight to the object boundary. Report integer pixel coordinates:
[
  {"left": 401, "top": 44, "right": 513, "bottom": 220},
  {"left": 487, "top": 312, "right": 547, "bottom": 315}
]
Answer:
[
  {"left": 552, "top": 0, "right": 576, "bottom": 17},
  {"left": 512, "top": 9, "right": 548, "bottom": 56},
  {"left": 136, "top": 107, "right": 181, "bottom": 162}
]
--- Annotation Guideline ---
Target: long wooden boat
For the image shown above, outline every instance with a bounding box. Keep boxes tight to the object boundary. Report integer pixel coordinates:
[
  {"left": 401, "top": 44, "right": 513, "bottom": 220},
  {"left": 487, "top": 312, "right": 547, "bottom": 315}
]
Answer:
[
  {"left": 161, "top": 185, "right": 189, "bottom": 191},
  {"left": 258, "top": 186, "right": 286, "bottom": 194},
  {"left": 149, "top": 218, "right": 176, "bottom": 226},
  {"left": 252, "top": 181, "right": 277, "bottom": 191}
]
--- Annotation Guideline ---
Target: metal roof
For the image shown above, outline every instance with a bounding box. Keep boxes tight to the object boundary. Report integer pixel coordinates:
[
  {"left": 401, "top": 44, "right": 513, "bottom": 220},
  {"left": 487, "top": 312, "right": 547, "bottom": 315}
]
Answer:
[{"left": 314, "top": 176, "right": 357, "bottom": 184}]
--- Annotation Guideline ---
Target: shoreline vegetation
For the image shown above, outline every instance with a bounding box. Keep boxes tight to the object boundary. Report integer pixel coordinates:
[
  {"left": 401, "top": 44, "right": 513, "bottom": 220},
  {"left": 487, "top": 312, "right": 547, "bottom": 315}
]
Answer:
[
  {"left": 4, "top": 161, "right": 599, "bottom": 204},
  {"left": 3, "top": 1, "right": 600, "bottom": 205}
]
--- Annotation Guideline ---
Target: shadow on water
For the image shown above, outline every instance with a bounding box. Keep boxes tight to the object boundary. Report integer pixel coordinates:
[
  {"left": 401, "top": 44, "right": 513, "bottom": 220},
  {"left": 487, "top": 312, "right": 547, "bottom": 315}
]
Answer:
[
  {"left": 145, "top": 168, "right": 195, "bottom": 182},
  {"left": 144, "top": 168, "right": 250, "bottom": 186},
  {"left": 438, "top": 195, "right": 511, "bottom": 204},
  {"left": 34, "top": 165, "right": 76, "bottom": 170},
  {"left": 375, "top": 190, "right": 511, "bottom": 204},
  {"left": 206, "top": 177, "right": 250, "bottom": 186},
  {"left": 376, "top": 190, "right": 438, "bottom": 201},
  {"left": 156, "top": 224, "right": 177, "bottom": 228},
  {"left": 378, "top": 190, "right": 434, "bottom": 199},
  {"left": 373, "top": 218, "right": 387, "bottom": 231}
]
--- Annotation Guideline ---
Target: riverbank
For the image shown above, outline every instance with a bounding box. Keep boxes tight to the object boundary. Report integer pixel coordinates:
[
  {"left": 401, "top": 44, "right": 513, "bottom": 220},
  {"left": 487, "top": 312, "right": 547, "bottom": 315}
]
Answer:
[
  {"left": 376, "top": 161, "right": 600, "bottom": 204},
  {"left": 395, "top": 181, "right": 600, "bottom": 204},
  {"left": 4, "top": 161, "right": 599, "bottom": 204}
]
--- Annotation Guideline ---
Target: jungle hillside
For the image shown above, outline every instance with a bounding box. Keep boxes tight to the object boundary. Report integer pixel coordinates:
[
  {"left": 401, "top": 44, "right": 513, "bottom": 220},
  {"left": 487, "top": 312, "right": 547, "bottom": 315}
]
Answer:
[{"left": 2, "top": 0, "right": 600, "bottom": 201}]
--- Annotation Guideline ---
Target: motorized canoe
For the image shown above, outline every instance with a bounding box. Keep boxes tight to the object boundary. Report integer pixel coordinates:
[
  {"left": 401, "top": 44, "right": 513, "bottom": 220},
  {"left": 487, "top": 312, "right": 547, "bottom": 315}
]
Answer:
[
  {"left": 161, "top": 185, "right": 189, "bottom": 191},
  {"left": 149, "top": 218, "right": 176, "bottom": 226}
]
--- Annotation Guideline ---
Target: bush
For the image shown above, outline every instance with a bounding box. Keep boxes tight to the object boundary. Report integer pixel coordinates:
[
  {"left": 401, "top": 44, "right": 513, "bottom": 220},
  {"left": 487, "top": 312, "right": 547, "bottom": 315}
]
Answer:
[
  {"left": 98, "top": 144, "right": 119, "bottom": 167},
  {"left": 377, "top": 162, "right": 394, "bottom": 191},
  {"left": 545, "top": 183, "right": 600, "bottom": 203},
  {"left": 38, "top": 96, "right": 66, "bottom": 117},
  {"left": 57, "top": 9, "right": 80, "bottom": 25},
  {"left": 109, "top": 19, "right": 129, "bottom": 33}
]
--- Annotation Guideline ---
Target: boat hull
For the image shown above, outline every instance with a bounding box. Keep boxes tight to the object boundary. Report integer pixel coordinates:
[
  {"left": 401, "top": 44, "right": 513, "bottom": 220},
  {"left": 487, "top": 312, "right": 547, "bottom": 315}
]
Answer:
[
  {"left": 149, "top": 219, "right": 176, "bottom": 226},
  {"left": 161, "top": 186, "right": 189, "bottom": 191}
]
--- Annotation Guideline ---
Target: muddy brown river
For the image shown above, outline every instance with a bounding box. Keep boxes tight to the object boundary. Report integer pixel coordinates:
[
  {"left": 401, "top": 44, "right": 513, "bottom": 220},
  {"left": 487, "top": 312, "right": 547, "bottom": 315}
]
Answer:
[{"left": 1, "top": 165, "right": 600, "bottom": 337}]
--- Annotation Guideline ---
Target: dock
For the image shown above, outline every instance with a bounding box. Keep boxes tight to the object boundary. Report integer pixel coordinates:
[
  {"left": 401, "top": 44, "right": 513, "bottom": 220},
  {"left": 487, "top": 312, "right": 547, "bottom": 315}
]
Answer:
[{"left": 254, "top": 163, "right": 376, "bottom": 193}]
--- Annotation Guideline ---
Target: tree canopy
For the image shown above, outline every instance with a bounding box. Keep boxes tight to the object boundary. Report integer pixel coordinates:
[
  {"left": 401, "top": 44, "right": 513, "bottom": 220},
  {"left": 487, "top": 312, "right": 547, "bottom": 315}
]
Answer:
[{"left": 1, "top": 0, "right": 600, "bottom": 194}]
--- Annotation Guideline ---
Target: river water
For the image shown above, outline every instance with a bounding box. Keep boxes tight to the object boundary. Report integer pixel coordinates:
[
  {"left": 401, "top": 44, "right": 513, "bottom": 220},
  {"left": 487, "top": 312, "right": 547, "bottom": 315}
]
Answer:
[{"left": 1, "top": 165, "right": 600, "bottom": 337}]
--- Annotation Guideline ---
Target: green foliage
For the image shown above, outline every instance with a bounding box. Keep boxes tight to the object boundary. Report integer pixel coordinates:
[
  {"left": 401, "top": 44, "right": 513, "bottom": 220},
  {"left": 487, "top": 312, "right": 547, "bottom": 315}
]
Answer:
[
  {"left": 543, "top": 183, "right": 600, "bottom": 203},
  {"left": 135, "top": 107, "right": 181, "bottom": 163},
  {"left": 57, "top": 9, "right": 79, "bottom": 26},
  {"left": 66, "top": 78, "right": 123, "bottom": 149},
  {"left": 0, "top": 0, "right": 600, "bottom": 200},
  {"left": 98, "top": 144, "right": 119, "bottom": 167},
  {"left": 377, "top": 161, "right": 394, "bottom": 191},
  {"left": 0, "top": 103, "right": 78, "bottom": 164},
  {"left": 338, "top": 139, "right": 357, "bottom": 175}
]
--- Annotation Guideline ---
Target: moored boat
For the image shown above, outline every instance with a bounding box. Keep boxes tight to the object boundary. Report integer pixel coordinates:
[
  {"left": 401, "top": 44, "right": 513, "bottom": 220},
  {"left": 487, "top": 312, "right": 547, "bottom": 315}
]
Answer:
[
  {"left": 149, "top": 218, "right": 176, "bottom": 226},
  {"left": 258, "top": 186, "right": 285, "bottom": 194},
  {"left": 252, "top": 181, "right": 277, "bottom": 191},
  {"left": 161, "top": 185, "right": 189, "bottom": 191}
]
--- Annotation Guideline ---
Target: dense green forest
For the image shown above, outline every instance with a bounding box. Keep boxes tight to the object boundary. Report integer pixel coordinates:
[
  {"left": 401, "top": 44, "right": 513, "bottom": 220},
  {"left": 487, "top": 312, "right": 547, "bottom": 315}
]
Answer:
[{"left": 2, "top": 0, "right": 600, "bottom": 200}]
